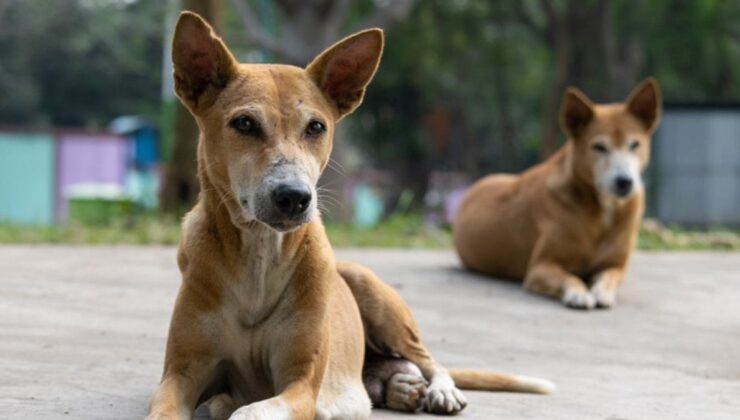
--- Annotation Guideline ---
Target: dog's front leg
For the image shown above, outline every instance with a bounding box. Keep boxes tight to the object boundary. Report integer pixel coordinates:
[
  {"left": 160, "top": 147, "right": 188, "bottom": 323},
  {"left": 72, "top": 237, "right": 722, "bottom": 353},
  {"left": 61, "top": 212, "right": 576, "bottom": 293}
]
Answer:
[
  {"left": 148, "top": 363, "right": 217, "bottom": 420},
  {"left": 229, "top": 321, "right": 327, "bottom": 420},
  {"left": 524, "top": 262, "right": 594, "bottom": 309},
  {"left": 590, "top": 267, "right": 626, "bottom": 308},
  {"left": 228, "top": 381, "right": 318, "bottom": 420},
  {"left": 147, "top": 290, "right": 222, "bottom": 420}
]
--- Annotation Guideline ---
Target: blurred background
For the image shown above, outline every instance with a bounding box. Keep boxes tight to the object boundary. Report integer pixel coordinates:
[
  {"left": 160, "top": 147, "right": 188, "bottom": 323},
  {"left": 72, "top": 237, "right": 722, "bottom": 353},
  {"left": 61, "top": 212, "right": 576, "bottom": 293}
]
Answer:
[{"left": 0, "top": 0, "right": 738, "bottom": 249}]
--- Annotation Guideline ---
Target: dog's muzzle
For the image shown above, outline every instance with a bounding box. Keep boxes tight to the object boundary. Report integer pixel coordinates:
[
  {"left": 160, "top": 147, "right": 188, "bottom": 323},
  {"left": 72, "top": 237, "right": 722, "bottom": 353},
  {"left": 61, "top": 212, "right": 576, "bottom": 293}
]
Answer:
[
  {"left": 247, "top": 161, "right": 316, "bottom": 232},
  {"left": 249, "top": 180, "right": 314, "bottom": 232}
]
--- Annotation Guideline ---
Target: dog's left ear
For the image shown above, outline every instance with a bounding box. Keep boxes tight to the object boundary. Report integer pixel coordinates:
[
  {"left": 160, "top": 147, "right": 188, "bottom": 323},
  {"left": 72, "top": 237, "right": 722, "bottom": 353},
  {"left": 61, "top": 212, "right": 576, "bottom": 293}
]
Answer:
[
  {"left": 172, "top": 11, "right": 239, "bottom": 112},
  {"left": 306, "top": 28, "right": 384, "bottom": 120},
  {"left": 560, "top": 87, "right": 595, "bottom": 139},
  {"left": 626, "top": 78, "right": 662, "bottom": 133}
]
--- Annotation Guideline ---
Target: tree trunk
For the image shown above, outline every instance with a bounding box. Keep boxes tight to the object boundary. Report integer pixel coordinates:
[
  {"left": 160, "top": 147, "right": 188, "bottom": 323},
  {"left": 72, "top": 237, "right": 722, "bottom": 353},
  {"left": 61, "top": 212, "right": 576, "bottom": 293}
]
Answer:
[
  {"left": 160, "top": 0, "right": 222, "bottom": 214},
  {"left": 537, "top": 0, "right": 643, "bottom": 159},
  {"left": 539, "top": 1, "right": 570, "bottom": 160}
]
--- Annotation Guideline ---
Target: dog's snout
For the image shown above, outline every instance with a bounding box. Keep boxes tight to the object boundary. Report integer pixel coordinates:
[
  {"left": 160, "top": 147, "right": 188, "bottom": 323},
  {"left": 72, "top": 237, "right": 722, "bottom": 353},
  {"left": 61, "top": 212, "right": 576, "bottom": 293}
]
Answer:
[
  {"left": 272, "top": 183, "right": 312, "bottom": 217},
  {"left": 614, "top": 176, "right": 633, "bottom": 197}
]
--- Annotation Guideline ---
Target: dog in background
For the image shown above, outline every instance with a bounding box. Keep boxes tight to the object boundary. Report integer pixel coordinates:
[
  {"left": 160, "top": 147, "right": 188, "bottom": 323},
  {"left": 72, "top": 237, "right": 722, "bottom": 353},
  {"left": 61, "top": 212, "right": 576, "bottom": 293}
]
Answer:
[
  {"left": 147, "top": 12, "right": 553, "bottom": 420},
  {"left": 453, "top": 79, "right": 661, "bottom": 310}
]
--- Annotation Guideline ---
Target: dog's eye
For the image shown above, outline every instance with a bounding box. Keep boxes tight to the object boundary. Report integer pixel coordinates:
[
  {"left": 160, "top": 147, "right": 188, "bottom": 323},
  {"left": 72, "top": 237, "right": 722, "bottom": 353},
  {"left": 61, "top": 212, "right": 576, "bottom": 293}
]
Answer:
[
  {"left": 305, "top": 120, "right": 326, "bottom": 137},
  {"left": 629, "top": 140, "right": 640, "bottom": 151},
  {"left": 229, "top": 116, "right": 261, "bottom": 136},
  {"left": 592, "top": 143, "right": 608, "bottom": 153}
]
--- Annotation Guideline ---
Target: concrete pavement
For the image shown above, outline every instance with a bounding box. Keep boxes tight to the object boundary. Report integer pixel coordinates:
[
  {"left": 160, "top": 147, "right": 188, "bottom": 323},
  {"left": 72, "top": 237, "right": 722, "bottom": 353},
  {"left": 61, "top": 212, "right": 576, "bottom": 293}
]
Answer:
[{"left": 0, "top": 246, "right": 738, "bottom": 419}]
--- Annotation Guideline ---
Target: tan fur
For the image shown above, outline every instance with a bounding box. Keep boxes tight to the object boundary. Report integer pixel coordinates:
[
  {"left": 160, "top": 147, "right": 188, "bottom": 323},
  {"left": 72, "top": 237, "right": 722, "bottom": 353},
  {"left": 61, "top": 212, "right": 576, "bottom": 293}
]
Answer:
[
  {"left": 148, "top": 13, "right": 551, "bottom": 420},
  {"left": 454, "top": 79, "right": 662, "bottom": 310}
]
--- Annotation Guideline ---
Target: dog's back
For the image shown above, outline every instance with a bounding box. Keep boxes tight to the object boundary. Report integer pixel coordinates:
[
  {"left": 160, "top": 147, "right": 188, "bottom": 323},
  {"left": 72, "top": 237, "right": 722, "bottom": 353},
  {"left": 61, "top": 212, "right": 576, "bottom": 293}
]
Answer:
[{"left": 454, "top": 155, "right": 560, "bottom": 279}]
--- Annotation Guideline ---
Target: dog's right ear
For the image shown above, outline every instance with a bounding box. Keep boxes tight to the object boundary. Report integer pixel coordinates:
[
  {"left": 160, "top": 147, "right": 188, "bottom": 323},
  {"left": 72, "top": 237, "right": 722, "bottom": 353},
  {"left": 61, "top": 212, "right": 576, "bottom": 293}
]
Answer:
[
  {"left": 172, "top": 11, "right": 238, "bottom": 112},
  {"left": 626, "top": 78, "right": 662, "bottom": 133},
  {"left": 306, "top": 28, "right": 384, "bottom": 120},
  {"left": 559, "top": 87, "right": 595, "bottom": 139}
]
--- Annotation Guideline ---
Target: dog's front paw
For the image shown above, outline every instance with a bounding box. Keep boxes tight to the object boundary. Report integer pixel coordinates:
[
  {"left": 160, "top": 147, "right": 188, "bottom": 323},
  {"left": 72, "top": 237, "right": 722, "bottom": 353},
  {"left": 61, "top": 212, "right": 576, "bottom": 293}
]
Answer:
[
  {"left": 562, "top": 284, "right": 596, "bottom": 310},
  {"left": 591, "top": 280, "right": 617, "bottom": 308},
  {"left": 423, "top": 374, "right": 467, "bottom": 414},
  {"left": 386, "top": 373, "right": 427, "bottom": 412},
  {"left": 228, "top": 398, "right": 290, "bottom": 420}
]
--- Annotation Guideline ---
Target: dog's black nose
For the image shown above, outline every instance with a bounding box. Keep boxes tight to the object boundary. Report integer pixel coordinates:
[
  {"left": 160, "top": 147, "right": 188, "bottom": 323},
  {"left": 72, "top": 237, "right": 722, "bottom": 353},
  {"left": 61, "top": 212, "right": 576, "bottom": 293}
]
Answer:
[
  {"left": 614, "top": 176, "right": 633, "bottom": 197},
  {"left": 272, "top": 183, "right": 312, "bottom": 217}
]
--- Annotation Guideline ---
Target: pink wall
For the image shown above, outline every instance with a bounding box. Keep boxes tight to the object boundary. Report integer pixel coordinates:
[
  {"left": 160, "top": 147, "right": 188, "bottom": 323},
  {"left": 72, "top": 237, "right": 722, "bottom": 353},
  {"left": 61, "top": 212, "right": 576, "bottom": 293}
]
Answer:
[{"left": 55, "top": 134, "right": 129, "bottom": 221}]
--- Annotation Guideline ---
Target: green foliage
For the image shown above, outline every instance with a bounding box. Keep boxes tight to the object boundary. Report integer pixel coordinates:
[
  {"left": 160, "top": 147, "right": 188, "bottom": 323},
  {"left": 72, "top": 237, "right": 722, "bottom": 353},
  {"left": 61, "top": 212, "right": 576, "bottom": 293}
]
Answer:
[
  {"left": 351, "top": 1, "right": 549, "bottom": 176},
  {"left": 0, "top": 0, "right": 166, "bottom": 126},
  {"left": 614, "top": 0, "right": 740, "bottom": 102},
  {"left": 3, "top": 0, "right": 739, "bottom": 155},
  {"left": 351, "top": 0, "right": 740, "bottom": 186}
]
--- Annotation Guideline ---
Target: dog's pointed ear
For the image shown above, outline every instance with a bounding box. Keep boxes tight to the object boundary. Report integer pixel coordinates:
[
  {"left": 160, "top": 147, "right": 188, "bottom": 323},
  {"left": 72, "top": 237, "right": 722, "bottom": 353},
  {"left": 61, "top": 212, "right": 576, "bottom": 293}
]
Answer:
[
  {"left": 626, "top": 77, "right": 662, "bottom": 133},
  {"left": 172, "top": 11, "right": 238, "bottom": 112},
  {"left": 306, "top": 28, "right": 384, "bottom": 120},
  {"left": 559, "top": 87, "right": 595, "bottom": 139}
]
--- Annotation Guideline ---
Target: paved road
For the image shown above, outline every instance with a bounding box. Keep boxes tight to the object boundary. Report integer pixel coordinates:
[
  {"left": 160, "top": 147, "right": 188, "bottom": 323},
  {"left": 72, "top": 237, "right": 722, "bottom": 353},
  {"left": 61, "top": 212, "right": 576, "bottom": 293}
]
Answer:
[{"left": 0, "top": 246, "right": 738, "bottom": 419}]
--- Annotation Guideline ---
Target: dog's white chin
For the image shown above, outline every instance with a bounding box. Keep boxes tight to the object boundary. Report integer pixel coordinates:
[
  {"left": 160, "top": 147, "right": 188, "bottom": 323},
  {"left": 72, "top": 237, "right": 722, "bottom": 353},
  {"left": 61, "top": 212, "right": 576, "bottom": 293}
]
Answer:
[
  {"left": 262, "top": 215, "right": 313, "bottom": 233},
  {"left": 597, "top": 187, "right": 641, "bottom": 204}
]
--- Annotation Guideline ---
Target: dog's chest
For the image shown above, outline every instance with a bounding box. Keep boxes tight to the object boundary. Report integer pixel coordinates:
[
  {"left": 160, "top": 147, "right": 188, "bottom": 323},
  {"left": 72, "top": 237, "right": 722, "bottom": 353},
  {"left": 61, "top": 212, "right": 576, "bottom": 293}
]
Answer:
[
  {"left": 582, "top": 217, "right": 633, "bottom": 274},
  {"left": 230, "top": 230, "right": 297, "bottom": 328}
]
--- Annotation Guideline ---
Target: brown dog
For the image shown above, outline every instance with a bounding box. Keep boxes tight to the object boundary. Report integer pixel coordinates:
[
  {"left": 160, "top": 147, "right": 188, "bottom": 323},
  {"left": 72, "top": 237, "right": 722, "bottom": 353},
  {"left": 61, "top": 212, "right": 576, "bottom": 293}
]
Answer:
[
  {"left": 147, "top": 12, "right": 553, "bottom": 420},
  {"left": 454, "top": 79, "right": 661, "bottom": 310}
]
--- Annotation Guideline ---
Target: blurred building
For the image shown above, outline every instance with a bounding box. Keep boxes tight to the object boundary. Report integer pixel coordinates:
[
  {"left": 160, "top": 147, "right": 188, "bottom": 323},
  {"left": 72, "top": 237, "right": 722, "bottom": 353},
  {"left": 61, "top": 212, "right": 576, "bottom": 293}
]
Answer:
[
  {"left": 650, "top": 105, "right": 740, "bottom": 227},
  {"left": 0, "top": 130, "right": 56, "bottom": 225},
  {"left": 0, "top": 118, "right": 160, "bottom": 225}
]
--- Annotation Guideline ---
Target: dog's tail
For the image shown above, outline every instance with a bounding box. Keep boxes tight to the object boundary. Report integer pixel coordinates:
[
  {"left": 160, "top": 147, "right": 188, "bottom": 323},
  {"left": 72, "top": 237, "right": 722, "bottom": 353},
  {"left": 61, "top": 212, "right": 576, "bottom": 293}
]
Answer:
[{"left": 449, "top": 369, "right": 555, "bottom": 394}]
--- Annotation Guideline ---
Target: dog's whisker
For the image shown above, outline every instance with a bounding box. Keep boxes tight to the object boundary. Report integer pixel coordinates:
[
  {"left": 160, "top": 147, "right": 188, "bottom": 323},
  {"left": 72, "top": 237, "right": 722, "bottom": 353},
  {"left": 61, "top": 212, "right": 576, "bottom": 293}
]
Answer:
[
  {"left": 329, "top": 157, "right": 347, "bottom": 174},
  {"left": 317, "top": 184, "right": 341, "bottom": 196}
]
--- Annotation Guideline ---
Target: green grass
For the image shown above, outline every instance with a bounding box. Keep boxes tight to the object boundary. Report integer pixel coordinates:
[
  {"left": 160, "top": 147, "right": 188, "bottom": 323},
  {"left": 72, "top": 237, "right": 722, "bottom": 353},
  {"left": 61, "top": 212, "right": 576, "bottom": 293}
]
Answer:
[
  {"left": 0, "top": 216, "right": 181, "bottom": 245},
  {"left": 637, "top": 219, "right": 740, "bottom": 251},
  {"left": 325, "top": 214, "right": 451, "bottom": 248},
  {"left": 0, "top": 214, "right": 737, "bottom": 251}
]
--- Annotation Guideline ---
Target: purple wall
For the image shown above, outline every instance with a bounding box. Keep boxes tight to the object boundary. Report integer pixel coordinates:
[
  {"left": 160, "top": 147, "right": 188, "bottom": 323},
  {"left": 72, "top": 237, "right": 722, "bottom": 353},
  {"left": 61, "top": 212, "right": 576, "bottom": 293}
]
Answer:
[{"left": 55, "top": 133, "right": 128, "bottom": 221}]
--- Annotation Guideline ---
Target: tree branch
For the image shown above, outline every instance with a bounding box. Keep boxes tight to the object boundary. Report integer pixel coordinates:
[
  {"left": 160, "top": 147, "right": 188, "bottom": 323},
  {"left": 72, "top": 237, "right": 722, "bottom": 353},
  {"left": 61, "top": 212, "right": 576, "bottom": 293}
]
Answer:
[
  {"left": 227, "top": 0, "right": 300, "bottom": 62},
  {"left": 354, "top": 0, "right": 416, "bottom": 31},
  {"left": 538, "top": 0, "right": 559, "bottom": 46},
  {"left": 512, "top": 1, "right": 547, "bottom": 42},
  {"left": 322, "top": 0, "right": 352, "bottom": 45}
]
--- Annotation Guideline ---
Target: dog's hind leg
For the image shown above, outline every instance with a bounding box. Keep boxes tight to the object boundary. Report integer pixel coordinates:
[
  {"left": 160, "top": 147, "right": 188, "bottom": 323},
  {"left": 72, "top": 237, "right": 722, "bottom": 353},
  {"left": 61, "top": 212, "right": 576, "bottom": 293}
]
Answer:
[
  {"left": 363, "top": 352, "right": 426, "bottom": 412},
  {"left": 337, "top": 261, "right": 467, "bottom": 415}
]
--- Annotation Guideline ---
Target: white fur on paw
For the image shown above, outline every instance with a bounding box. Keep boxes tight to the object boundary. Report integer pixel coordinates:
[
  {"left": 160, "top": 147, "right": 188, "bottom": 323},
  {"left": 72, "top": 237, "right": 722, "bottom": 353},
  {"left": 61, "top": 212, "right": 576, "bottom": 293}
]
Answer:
[
  {"left": 228, "top": 398, "right": 290, "bottom": 420},
  {"left": 591, "top": 281, "right": 617, "bottom": 308},
  {"left": 562, "top": 285, "right": 595, "bottom": 309},
  {"left": 422, "top": 374, "right": 467, "bottom": 414},
  {"left": 385, "top": 373, "right": 427, "bottom": 412}
]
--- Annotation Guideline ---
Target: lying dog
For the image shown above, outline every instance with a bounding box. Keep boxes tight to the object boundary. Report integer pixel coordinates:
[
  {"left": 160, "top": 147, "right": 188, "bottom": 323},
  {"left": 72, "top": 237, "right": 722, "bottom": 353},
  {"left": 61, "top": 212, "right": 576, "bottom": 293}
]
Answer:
[
  {"left": 453, "top": 79, "right": 661, "bottom": 310},
  {"left": 147, "top": 11, "right": 553, "bottom": 420}
]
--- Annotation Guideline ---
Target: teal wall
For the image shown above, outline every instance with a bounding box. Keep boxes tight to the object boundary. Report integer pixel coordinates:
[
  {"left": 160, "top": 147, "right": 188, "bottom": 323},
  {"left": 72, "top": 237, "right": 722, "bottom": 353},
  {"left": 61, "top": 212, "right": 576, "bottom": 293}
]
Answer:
[{"left": 0, "top": 133, "right": 55, "bottom": 225}]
